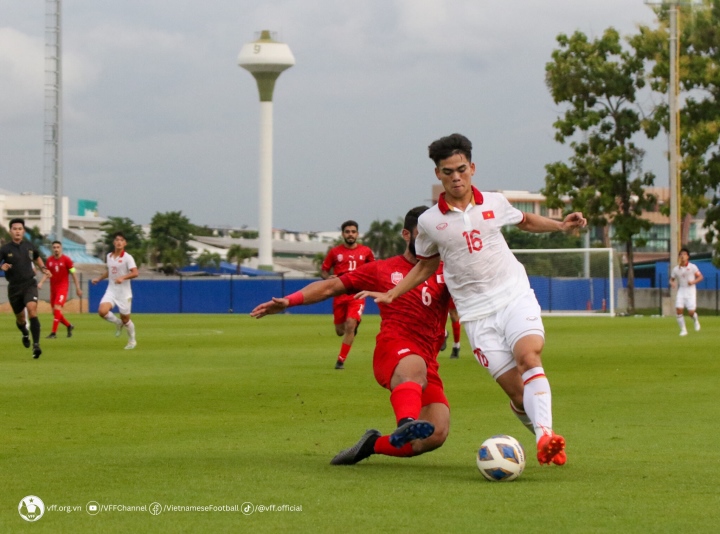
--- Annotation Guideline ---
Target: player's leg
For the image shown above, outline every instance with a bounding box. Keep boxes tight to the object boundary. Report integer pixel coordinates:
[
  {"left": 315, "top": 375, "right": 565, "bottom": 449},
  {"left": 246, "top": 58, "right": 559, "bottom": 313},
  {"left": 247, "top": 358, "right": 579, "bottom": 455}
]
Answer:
[
  {"left": 47, "top": 290, "right": 59, "bottom": 337},
  {"left": 449, "top": 306, "right": 461, "bottom": 358},
  {"left": 331, "top": 298, "right": 350, "bottom": 368},
  {"left": 53, "top": 292, "right": 71, "bottom": 332},
  {"left": 335, "top": 297, "right": 364, "bottom": 369},
  {"left": 688, "top": 293, "right": 700, "bottom": 332},
  {"left": 675, "top": 290, "right": 688, "bottom": 335},
  {"left": 690, "top": 309, "right": 700, "bottom": 331},
  {"left": 510, "top": 333, "right": 563, "bottom": 458},
  {"left": 409, "top": 372, "right": 450, "bottom": 454},
  {"left": 99, "top": 295, "right": 124, "bottom": 335},
  {"left": 11, "top": 291, "right": 31, "bottom": 348},
  {"left": 675, "top": 306, "right": 687, "bottom": 335},
  {"left": 330, "top": 353, "right": 444, "bottom": 465},
  {"left": 385, "top": 354, "right": 434, "bottom": 448},
  {"left": 119, "top": 299, "right": 136, "bottom": 349},
  {"left": 25, "top": 296, "right": 42, "bottom": 359}
]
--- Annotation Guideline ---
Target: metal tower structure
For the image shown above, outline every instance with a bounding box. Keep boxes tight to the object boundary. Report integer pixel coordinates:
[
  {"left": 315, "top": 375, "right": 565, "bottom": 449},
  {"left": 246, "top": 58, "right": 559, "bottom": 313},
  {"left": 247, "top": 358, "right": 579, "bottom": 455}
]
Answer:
[
  {"left": 645, "top": 0, "right": 703, "bottom": 269},
  {"left": 238, "top": 30, "right": 295, "bottom": 271},
  {"left": 44, "top": 0, "right": 63, "bottom": 241}
]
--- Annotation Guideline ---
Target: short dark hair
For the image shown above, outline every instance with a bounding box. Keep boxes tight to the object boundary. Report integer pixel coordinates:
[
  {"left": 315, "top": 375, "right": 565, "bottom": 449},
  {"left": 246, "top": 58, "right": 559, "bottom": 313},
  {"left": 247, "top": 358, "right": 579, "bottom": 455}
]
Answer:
[
  {"left": 341, "top": 220, "right": 358, "bottom": 232},
  {"left": 52, "top": 240, "right": 62, "bottom": 246},
  {"left": 112, "top": 231, "right": 126, "bottom": 240},
  {"left": 403, "top": 206, "right": 428, "bottom": 232},
  {"left": 679, "top": 247, "right": 690, "bottom": 256},
  {"left": 428, "top": 133, "right": 473, "bottom": 166},
  {"left": 9, "top": 218, "right": 25, "bottom": 229}
]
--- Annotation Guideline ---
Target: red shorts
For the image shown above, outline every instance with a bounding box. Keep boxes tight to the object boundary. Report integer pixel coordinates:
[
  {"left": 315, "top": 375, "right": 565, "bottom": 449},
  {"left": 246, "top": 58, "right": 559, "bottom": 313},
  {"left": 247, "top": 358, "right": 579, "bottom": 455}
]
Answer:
[
  {"left": 50, "top": 287, "right": 69, "bottom": 307},
  {"left": 373, "top": 336, "right": 448, "bottom": 408},
  {"left": 333, "top": 294, "right": 365, "bottom": 325}
]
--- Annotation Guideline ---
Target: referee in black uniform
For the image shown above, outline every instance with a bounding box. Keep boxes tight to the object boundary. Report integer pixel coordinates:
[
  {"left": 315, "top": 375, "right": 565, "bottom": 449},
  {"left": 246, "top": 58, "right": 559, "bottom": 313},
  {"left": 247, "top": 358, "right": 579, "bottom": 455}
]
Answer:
[{"left": 0, "top": 218, "right": 50, "bottom": 359}]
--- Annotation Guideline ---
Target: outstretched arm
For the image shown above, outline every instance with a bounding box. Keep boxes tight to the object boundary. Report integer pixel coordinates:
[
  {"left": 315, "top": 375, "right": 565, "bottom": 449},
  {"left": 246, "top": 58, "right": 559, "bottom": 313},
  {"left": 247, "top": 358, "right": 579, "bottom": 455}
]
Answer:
[
  {"left": 517, "top": 212, "right": 586, "bottom": 233},
  {"left": 250, "top": 277, "right": 347, "bottom": 318}
]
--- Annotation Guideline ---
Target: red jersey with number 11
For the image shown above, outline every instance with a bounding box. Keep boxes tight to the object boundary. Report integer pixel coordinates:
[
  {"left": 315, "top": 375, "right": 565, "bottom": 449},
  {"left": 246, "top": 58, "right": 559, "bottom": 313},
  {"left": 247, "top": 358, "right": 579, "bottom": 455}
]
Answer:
[{"left": 321, "top": 244, "right": 374, "bottom": 277}]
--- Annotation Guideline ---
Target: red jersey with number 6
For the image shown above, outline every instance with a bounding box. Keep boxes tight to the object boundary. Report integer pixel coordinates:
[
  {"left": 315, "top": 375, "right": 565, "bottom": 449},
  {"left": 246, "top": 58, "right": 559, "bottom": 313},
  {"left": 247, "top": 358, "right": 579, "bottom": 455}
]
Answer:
[{"left": 339, "top": 255, "right": 450, "bottom": 357}]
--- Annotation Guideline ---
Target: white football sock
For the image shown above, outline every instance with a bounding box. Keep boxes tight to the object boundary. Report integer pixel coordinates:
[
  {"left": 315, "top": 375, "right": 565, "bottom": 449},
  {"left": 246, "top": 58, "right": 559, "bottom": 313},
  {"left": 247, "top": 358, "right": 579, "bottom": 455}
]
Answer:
[
  {"left": 509, "top": 400, "right": 535, "bottom": 434},
  {"left": 104, "top": 312, "right": 122, "bottom": 325},
  {"left": 125, "top": 320, "right": 136, "bottom": 341},
  {"left": 676, "top": 314, "right": 686, "bottom": 331},
  {"left": 521, "top": 367, "right": 553, "bottom": 442}
]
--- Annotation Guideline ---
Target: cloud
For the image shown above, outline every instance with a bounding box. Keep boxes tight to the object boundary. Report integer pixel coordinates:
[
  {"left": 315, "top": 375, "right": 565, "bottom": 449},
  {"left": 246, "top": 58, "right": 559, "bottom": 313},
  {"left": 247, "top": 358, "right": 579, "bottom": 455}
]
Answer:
[{"left": 0, "top": 28, "right": 43, "bottom": 119}]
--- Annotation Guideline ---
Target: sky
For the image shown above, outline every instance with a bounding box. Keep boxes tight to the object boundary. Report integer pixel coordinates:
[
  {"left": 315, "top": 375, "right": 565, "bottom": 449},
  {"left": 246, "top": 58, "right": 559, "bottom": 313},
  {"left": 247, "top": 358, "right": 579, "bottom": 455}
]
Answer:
[{"left": 0, "top": 1, "right": 665, "bottom": 233}]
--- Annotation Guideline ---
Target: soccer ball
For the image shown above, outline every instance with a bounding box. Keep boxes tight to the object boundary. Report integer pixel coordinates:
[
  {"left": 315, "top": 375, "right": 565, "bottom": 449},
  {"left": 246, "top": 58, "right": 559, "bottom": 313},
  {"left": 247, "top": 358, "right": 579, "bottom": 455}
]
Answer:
[{"left": 476, "top": 435, "right": 526, "bottom": 482}]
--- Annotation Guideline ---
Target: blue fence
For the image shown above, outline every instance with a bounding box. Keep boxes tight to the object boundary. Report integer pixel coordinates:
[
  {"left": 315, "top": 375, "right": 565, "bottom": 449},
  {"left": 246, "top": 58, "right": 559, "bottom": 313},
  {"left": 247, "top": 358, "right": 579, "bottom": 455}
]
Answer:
[{"left": 88, "top": 276, "right": 616, "bottom": 314}]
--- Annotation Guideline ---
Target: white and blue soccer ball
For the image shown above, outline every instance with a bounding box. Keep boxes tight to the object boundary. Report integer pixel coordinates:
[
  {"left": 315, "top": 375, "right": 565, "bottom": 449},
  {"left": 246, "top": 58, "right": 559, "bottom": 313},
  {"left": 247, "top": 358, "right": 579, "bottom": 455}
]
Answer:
[{"left": 476, "top": 435, "right": 526, "bottom": 482}]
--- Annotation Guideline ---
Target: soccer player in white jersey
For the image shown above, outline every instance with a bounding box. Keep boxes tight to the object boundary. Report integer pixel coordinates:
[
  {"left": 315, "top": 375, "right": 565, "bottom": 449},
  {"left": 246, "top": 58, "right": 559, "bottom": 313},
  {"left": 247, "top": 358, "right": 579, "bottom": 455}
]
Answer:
[
  {"left": 366, "top": 133, "right": 586, "bottom": 466},
  {"left": 91, "top": 232, "right": 139, "bottom": 349},
  {"left": 670, "top": 247, "right": 703, "bottom": 336}
]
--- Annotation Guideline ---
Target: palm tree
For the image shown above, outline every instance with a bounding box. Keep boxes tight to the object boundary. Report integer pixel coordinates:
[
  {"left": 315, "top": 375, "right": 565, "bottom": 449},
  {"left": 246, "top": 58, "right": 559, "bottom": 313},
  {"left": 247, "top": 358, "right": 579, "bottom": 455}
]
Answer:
[
  {"left": 363, "top": 218, "right": 405, "bottom": 259},
  {"left": 196, "top": 250, "right": 222, "bottom": 270},
  {"left": 226, "top": 244, "right": 257, "bottom": 274}
]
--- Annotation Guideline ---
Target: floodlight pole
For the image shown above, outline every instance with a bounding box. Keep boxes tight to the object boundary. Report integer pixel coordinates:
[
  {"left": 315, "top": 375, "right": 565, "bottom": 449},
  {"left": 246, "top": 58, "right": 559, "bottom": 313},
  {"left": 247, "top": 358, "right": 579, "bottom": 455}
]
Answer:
[
  {"left": 644, "top": 0, "right": 686, "bottom": 289},
  {"left": 668, "top": 2, "right": 681, "bottom": 272},
  {"left": 45, "top": 0, "right": 64, "bottom": 241}
]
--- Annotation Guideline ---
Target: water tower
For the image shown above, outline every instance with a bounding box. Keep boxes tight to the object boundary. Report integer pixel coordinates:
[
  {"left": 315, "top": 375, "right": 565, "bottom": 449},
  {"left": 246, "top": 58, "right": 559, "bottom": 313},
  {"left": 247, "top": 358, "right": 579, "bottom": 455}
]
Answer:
[{"left": 238, "top": 30, "right": 295, "bottom": 271}]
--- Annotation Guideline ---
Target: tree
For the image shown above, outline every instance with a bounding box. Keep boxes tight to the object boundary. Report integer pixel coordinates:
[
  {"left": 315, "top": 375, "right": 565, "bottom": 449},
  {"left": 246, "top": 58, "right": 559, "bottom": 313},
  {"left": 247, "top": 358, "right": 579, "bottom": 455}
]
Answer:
[
  {"left": 196, "top": 250, "right": 222, "bottom": 270},
  {"left": 544, "top": 29, "right": 659, "bottom": 313},
  {"left": 23, "top": 226, "right": 47, "bottom": 251},
  {"left": 148, "top": 211, "right": 196, "bottom": 273},
  {"left": 97, "top": 217, "right": 146, "bottom": 263},
  {"left": 226, "top": 244, "right": 257, "bottom": 274},
  {"left": 632, "top": 1, "right": 720, "bottom": 265},
  {"left": 363, "top": 218, "right": 404, "bottom": 259}
]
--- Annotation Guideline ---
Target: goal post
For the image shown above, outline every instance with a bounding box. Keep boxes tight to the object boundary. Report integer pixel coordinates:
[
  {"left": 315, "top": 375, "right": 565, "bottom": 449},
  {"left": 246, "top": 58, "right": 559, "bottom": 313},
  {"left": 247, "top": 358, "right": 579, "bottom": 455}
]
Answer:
[{"left": 510, "top": 248, "right": 619, "bottom": 316}]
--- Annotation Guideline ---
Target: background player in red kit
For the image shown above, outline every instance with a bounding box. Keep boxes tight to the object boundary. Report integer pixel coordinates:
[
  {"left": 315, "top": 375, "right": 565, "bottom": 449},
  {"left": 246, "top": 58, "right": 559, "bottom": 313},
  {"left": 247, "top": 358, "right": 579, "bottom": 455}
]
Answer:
[
  {"left": 320, "top": 220, "right": 375, "bottom": 369},
  {"left": 252, "top": 207, "right": 451, "bottom": 465},
  {"left": 38, "top": 241, "right": 83, "bottom": 338}
]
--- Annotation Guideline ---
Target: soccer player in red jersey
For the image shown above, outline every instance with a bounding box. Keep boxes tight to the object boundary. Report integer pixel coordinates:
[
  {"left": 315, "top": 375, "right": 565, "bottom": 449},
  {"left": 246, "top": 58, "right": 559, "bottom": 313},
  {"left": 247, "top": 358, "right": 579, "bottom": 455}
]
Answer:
[
  {"left": 251, "top": 207, "right": 451, "bottom": 465},
  {"left": 320, "top": 220, "right": 375, "bottom": 369},
  {"left": 38, "top": 241, "right": 83, "bottom": 338}
]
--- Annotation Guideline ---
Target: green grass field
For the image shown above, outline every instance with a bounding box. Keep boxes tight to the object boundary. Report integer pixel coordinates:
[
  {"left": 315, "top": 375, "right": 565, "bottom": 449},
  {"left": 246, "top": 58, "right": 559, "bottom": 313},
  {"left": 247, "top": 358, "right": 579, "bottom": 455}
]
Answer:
[{"left": 2, "top": 313, "right": 719, "bottom": 533}]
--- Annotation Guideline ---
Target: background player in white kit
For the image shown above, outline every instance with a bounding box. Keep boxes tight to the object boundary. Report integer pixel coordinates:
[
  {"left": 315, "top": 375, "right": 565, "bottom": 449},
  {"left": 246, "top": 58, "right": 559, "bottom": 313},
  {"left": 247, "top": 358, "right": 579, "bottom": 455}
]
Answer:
[
  {"left": 92, "top": 232, "right": 139, "bottom": 349},
  {"left": 367, "top": 133, "right": 586, "bottom": 467},
  {"left": 670, "top": 247, "right": 703, "bottom": 336}
]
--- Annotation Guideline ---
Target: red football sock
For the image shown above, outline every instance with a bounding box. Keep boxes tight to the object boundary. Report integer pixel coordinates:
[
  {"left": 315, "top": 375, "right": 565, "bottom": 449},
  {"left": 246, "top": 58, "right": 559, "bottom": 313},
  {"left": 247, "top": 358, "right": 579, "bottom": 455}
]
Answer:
[
  {"left": 389, "top": 382, "right": 423, "bottom": 425},
  {"left": 338, "top": 342, "right": 352, "bottom": 363},
  {"left": 452, "top": 320, "right": 461, "bottom": 343},
  {"left": 54, "top": 309, "right": 70, "bottom": 328},
  {"left": 374, "top": 435, "right": 415, "bottom": 457}
]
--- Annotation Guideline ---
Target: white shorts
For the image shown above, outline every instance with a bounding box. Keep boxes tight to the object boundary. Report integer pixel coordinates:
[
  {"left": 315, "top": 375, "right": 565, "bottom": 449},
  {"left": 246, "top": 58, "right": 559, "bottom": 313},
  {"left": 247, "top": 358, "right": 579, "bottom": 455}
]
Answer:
[
  {"left": 101, "top": 289, "right": 133, "bottom": 315},
  {"left": 463, "top": 288, "right": 545, "bottom": 380},
  {"left": 675, "top": 290, "right": 696, "bottom": 311}
]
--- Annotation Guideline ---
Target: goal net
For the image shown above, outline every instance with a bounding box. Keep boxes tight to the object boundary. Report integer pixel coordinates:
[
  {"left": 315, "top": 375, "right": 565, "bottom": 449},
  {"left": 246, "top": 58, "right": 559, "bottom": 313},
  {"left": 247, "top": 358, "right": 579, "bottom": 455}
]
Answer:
[{"left": 510, "top": 248, "right": 620, "bottom": 316}]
